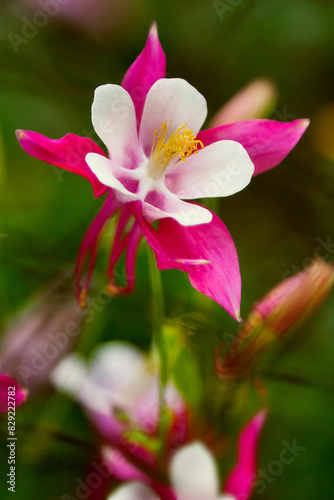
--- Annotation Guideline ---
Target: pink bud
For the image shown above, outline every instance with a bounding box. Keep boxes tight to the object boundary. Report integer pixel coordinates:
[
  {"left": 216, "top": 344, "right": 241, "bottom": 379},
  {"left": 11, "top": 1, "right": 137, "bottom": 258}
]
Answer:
[
  {"left": 253, "top": 259, "right": 334, "bottom": 335},
  {"left": 210, "top": 78, "right": 277, "bottom": 127},
  {"left": 216, "top": 259, "right": 334, "bottom": 380}
]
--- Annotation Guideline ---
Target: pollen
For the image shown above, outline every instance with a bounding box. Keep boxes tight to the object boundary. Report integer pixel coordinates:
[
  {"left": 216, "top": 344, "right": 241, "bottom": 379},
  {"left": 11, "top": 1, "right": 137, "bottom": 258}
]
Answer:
[
  {"left": 79, "top": 290, "right": 87, "bottom": 308},
  {"left": 148, "top": 120, "right": 203, "bottom": 178},
  {"left": 106, "top": 281, "right": 121, "bottom": 297}
]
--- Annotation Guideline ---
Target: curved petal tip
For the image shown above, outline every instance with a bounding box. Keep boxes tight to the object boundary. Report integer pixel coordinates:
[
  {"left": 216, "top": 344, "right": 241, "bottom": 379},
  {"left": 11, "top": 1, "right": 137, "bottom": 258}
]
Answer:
[
  {"left": 149, "top": 20, "right": 158, "bottom": 36},
  {"left": 15, "top": 129, "right": 26, "bottom": 140},
  {"left": 300, "top": 118, "right": 310, "bottom": 129},
  {"left": 235, "top": 310, "right": 242, "bottom": 323}
]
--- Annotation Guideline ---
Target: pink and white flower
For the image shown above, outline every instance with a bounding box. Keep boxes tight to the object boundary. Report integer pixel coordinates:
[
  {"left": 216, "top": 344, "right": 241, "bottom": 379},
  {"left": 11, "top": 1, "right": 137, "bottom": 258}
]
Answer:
[
  {"left": 51, "top": 342, "right": 188, "bottom": 461},
  {"left": 24, "top": 0, "right": 133, "bottom": 37},
  {"left": 51, "top": 344, "right": 265, "bottom": 500},
  {"left": 104, "top": 411, "right": 266, "bottom": 500},
  {"left": 16, "top": 22, "right": 309, "bottom": 320}
]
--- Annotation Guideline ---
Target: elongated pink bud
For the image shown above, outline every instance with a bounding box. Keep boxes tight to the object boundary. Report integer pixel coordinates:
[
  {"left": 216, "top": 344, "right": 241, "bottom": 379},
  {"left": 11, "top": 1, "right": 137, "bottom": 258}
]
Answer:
[
  {"left": 216, "top": 259, "right": 334, "bottom": 379},
  {"left": 252, "top": 259, "right": 334, "bottom": 335},
  {"left": 210, "top": 78, "right": 277, "bottom": 127}
]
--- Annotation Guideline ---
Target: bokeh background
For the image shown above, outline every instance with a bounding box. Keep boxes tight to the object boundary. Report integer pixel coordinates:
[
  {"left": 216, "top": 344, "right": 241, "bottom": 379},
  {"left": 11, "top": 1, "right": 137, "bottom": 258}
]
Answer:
[{"left": 1, "top": 0, "right": 334, "bottom": 498}]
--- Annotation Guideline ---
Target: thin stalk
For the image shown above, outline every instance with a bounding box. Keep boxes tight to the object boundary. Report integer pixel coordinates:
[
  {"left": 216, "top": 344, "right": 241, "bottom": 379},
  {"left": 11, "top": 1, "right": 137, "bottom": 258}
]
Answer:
[{"left": 147, "top": 247, "right": 167, "bottom": 424}]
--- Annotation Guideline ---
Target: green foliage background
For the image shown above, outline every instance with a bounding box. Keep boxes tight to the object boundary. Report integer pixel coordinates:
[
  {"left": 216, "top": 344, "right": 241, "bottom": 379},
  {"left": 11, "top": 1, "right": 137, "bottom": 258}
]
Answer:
[{"left": 1, "top": 0, "right": 334, "bottom": 498}]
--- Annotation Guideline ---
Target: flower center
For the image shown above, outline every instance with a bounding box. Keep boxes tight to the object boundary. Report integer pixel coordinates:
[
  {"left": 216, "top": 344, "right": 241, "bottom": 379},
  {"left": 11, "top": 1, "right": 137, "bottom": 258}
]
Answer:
[{"left": 147, "top": 120, "right": 203, "bottom": 179}]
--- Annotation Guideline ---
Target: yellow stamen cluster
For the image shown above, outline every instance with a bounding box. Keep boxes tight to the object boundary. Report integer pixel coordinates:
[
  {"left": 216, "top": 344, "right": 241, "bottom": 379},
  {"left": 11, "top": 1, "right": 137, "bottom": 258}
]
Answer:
[{"left": 148, "top": 120, "right": 203, "bottom": 178}]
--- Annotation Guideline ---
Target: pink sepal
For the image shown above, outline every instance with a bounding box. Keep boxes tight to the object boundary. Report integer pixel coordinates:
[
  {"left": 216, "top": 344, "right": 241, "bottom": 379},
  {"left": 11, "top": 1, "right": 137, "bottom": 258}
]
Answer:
[
  {"left": 16, "top": 130, "right": 108, "bottom": 197},
  {"left": 129, "top": 201, "right": 242, "bottom": 321},
  {"left": 197, "top": 119, "right": 309, "bottom": 176},
  {"left": 122, "top": 22, "right": 166, "bottom": 128},
  {"left": 0, "top": 375, "right": 26, "bottom": 413},
  {"left": 225, "top": 410, "right": 267, "bottom": 499}
]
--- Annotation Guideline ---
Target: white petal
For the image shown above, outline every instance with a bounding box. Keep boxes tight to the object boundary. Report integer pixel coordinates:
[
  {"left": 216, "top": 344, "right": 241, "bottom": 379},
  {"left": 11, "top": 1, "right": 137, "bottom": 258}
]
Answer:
[
  {"left": 90, "top": 343, "right": 168, "bottom": 432},
  {"left": 51, "top": 354, "right": 112, "bottom": 414},
  {"left": 218, "top": 496, "right": 237, "bottom": 500},
  {"left": 86, "top": 153, "right": 138, "bottom": 202},
  {"left": 170, "top": 442, "right": 219, "bottom": 500},
  {"left": 139, "top": 78, "right": 207, "bottom": 157},
  {"left": 92, "top": 84, "right": 141, "bottom": 168},
  {"left": 166, "top": 140, "right": 254, "bottom": 199},
  {"left": 142, "top": 186, "right": 212, "bottom": 226},
  {"left": 50, "top": 354, "right": 88, "bottom": 398},
  {"left": 90, "top": 342, "right": 154, "bottom": 407},
  {"left": 107, "top": 482, "right": 158, "bottom": 500}
]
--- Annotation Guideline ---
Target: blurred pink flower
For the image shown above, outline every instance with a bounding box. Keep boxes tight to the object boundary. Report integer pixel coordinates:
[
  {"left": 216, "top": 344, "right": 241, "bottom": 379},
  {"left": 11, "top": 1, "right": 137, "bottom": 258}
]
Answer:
[
  {"left": 51, "top": 342, "right": 188, "bottom": 466},
  {"left": 0, "top": 274, "right": 84, "bottom": 396},
  {"left": 52, "top": 342, "right": 265, "bottom": 500},
  {"left": 17, "top": 23, "right": 309, "bottom": 321},
  {"left": 104, "top": 411, "right": 266, "bottom": 500},
  {"left": 24, "top": 0, "right": 135, "bottom": 37},
  {"left": 0, "top": 374, "right": 26, "bottom": 412}
]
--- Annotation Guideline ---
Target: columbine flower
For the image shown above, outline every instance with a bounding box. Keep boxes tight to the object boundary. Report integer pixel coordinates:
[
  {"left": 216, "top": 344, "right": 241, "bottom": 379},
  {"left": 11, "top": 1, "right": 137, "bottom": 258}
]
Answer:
[
  {"left": 104, "top": 411, "right": 266, "bottom": 500},
  {"left": 51, "top": 342, "right": 188, "bottom": 459},
  {"left": 16, "top": 23, "right": 309, "bottom": 320},
  {"left": 0, "top": 374, "right": 26, "bottom": 412},
  {"left": 51, "top": 342, "right": 265, "bottom": 500}
]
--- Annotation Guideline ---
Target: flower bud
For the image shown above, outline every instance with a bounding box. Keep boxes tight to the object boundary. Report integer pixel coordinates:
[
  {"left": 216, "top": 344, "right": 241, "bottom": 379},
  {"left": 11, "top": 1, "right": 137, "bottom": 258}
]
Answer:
[
  {"left": 216, "top": 259, "right": 334, "bottom": 379},
  {"left": 252, "top": 259, "right": 334, "bottom": 335},
  {"left": 210, "top": 78, "right": 277, "bottom": 127}
]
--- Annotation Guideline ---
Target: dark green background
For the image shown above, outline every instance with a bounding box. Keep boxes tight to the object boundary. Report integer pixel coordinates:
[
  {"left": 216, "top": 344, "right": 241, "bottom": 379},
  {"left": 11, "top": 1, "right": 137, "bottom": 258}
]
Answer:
[{"left": 1, "top": 0, "right": 334, "bottom": 498}]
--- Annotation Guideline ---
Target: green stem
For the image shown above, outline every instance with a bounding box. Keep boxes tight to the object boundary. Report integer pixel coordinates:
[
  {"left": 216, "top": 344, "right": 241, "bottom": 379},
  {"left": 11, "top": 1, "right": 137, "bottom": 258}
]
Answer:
[{"left": 147, "top": 247, "right": 167, "bottom": 420}]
